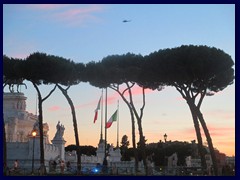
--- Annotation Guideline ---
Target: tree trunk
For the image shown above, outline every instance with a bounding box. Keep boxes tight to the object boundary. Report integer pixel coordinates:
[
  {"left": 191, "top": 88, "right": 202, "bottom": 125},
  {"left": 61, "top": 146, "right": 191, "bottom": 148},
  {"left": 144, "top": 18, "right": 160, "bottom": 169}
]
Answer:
[
  {"left": 194, "top": 105, "right": 218, "bottom": 176},
  {"left": 32, "top": 83, "right": 56, "bottom": 175},
  {"left": 176, "top": 87, "right": 207, "bottom": 174},
  {"left": 129, "top": 107, "right": 139, "bottom": 173},
  {"left": 130, "top": 102, "right": 148, "bottom": 175},
  {"left": 110, "top": 86, "right": 139, "bottom": 173},
  {"left": 36, "top": 91, "right": 46, "bottom": 175},
  {"left": 135, "top": 116, "right": 148, "bottom": 175},
  {"left": 129, "top": 87, "right": 148, "bottom": 175},
  {"left": 122, "top": 98, "right": 139, "bottom": 173},
  {"left": 57, "top": 85, "right": 82, "bottom": 174},
  {"left": 188, "top": 102, "right": 207, "bottom": 172}
]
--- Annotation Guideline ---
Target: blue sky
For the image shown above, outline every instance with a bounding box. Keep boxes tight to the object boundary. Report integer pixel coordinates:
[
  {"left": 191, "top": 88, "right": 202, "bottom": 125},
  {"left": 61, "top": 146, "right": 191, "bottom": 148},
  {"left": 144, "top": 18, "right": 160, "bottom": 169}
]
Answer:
[{"left": 3, "top": 4, "right": 235, "bottom": 156}]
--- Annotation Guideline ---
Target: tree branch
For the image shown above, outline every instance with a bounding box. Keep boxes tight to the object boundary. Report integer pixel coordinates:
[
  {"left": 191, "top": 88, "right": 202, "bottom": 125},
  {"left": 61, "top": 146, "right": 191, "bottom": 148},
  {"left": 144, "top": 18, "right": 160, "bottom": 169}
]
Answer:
[
  {"left": 42, "top": 84, "right": 57, "bottom": 102},
  {"left": 32, "top": 82, "right": 42, "bottom": 100},
  {"left": 197, "top": 89, "right": 207, "bottom": 108},
  {"left": 192, "top": 90, "right": 200, "bottom": 99},
  {"left": 122, "top": 82, "right": 134, "bottom": 96},
  {"left": 139, "top": 87, "right": 146, "bottom": 120},
  {"left": 122, "top": 86, "right": 129, "bottom": 96},
  {"left": 110, "top": 84, "right": 117, "bottom": 91},
  {"left": 126, "top": 82, "right": 138, "bottom": 116},
  {"left": 112, "top": 84, "right": 118, "bottom": 89},
  {"left": 109, "top": 86, "right": 132, "bottom": 110},
  {"left": 66, "top": 85, "right": 71, "bottom": 91},
  {"left": 126, "top": 82, "right": 134, "bottom": 105},
  {"left": 175, "top": 86, "right": 187, "bottom": 99}
]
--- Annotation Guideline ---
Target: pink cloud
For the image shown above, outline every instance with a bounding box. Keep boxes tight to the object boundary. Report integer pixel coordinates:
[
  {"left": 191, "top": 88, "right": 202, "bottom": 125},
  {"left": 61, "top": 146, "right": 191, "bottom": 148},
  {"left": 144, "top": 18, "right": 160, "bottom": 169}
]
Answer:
[
  {"left": 205, "top": 109, "right": 235, "bottom": 120},
  {"left": 53, "top": 5, "right": 105, "bottom": 26},
  {"left": 106, "top": 95, "right": 118, "bottom": 105},
  {"left": 59, "top": 4, "right": 104, "bottom": 16},
  {"left": 73, "top": 93, "right": 117, "bottom": 110},
  {"left": 73, "top": 86, "right": 151, "bottom": 110},
  {"left": 48, "top": 105, "right": 61, "bottom": 111},
  {"left": 205, "top": 126, "right": 235, "bottom": 136},
  {"left": 175, "top": 96, "right": 184, "bottom": 101},
  {"left": 214, "top": 141, "right": 235, "bottom": 146},
  {"left": 26, "top": 4, "right": 69, "bottom": 10},
  {"left": 46, "top": 92, "right": 118, "bottom": 113},
  {"left": 159, "top": 126, "right": 233, "bottom": 145},
  {"left": 130, "top": 86, "right": 154, "bottom": 95},
  {"left": 182, "top": 125, "right": 234, "bottom": 139},
  {"left": 117, "top": 85, "right": 154, "bottom": 97},
  {"left": 24, "top": 4, "right": 105, "bottom": 27},
  {"left": 102, "top": 85, "right": 155, "bottom": 108}
]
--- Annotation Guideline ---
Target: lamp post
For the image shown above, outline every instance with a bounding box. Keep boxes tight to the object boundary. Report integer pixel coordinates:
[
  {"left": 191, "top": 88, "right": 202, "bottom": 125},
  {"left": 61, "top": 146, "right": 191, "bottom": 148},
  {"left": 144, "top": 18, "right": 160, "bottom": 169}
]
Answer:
[
  {"left": 164, "top": 133, "right": 167, "bottom": 143},
  {"left": 31, "top": 130, "right": 37, "bottom": 175},
  {"left": 163, "top": 133, "right": 167, "bottom": 174}
]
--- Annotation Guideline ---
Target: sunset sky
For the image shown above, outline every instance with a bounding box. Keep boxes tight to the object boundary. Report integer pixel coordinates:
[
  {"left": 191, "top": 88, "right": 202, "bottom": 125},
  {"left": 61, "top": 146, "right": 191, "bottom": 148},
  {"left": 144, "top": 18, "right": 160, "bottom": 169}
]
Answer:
[{"left": 3, "top": 4, "right": 235, "bottom": 156}]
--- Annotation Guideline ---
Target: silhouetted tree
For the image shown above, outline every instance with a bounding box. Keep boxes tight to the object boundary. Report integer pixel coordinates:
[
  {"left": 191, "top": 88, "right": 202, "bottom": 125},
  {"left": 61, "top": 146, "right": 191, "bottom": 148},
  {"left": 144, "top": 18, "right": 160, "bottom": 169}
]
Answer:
[
  {"left": 145, "top": 45, "right": 234, "bottom": 175},
  {"left": 136, "top": 136, "right": 148, "bottom": 162},
  {"left": 3, "top": 55, "right": 26, "bottom": 92},
  {"left": 22, "top": 53, "right": 61, "bottom": 175},
  {"left": 25, "top": 54, "right": 85, "bottom": 175},
  {"left": 121, "top": 135, "right": 130, "bottom": 147},
  {"left": 65, "top": 145, "right": 97, "bottom": 156},
  {"left": 54, "top": 61, "right": 85, "bottom": 175},
  {"left": 120, "top": 135, "right": 130, "bottom": 161},
  {"left": 3, "top": 55, "right": 28, "bottom": 170},
  {"left": 85, "top": 53, "right": 149, "bottom": 174}
]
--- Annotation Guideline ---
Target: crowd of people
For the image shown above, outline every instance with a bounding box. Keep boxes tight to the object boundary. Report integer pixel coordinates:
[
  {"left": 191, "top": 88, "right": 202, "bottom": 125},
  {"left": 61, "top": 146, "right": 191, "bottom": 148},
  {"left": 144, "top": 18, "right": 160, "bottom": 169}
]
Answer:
[
  {"left": 49, "top": 160, "right": 72, "bottom": 173},
  {"left": 4, "top": 159, "right": 73, "bottom": 175},
  {"left": 3, "top": 159, "right": 20, "bottom": 175}
]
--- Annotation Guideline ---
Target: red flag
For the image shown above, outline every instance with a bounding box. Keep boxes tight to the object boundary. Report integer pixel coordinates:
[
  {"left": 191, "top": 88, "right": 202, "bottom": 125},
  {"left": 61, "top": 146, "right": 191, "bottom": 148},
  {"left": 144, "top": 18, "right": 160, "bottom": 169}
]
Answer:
[
  {"left": 93, "top": 96, "right": 101, "bottom": 123},
  {"left": 106, "top": 110, "right": 118, "bottom": 128},
  {"left": 94, "top": 111, "right": 98, "bottom": 123}
]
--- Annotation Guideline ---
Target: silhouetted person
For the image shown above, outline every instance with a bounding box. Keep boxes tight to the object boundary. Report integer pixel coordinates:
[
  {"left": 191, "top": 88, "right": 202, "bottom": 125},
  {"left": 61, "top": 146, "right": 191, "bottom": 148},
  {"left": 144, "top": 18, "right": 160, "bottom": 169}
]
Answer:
[
  {"left": 66, "top": 161, "right": 71, "bottom": 171},
  {"left": 3, "top": 162, "right": 10, "bottom": 176},
  {"left": 53, "top": 161, "right": 57, "bottom": 172},
  {"left": 60, "top": 160, "right": 65, "bottom": 174},
  {"left": 14, "top": 160, "right": 19, "bottom": 170}
]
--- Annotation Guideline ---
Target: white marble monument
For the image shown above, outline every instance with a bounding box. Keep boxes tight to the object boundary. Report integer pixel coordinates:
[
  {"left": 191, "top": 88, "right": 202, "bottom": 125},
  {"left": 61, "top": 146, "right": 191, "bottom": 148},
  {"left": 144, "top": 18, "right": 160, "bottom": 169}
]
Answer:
[{"left": 4, "top": 92, "right": 140, "bottom": 174}]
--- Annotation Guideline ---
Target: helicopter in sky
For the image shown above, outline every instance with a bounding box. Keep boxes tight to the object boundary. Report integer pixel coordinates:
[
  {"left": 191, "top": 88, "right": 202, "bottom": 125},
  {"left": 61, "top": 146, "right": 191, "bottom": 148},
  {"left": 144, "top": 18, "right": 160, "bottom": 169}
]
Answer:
[{"left": 122, "top": 20, "right": 131, "bottom": 23}]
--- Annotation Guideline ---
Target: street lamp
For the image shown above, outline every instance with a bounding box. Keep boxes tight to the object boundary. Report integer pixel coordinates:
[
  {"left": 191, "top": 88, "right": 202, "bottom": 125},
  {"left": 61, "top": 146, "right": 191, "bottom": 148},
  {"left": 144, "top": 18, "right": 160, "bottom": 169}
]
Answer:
[
  {"left": 164, "top": 133, "right": 167, "bottom": 143},
  {"left": 163, "top": 133, "right": 168, "bottom": 174},
  {"left": 31, "top": 130, "right": 37, "bottom": 175}
]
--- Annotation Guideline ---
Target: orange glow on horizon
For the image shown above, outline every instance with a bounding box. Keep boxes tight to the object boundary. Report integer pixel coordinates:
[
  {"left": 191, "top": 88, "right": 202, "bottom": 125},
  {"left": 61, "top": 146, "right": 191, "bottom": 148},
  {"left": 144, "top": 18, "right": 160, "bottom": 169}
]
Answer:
[{"left": 48, "top": 129, "right": 235, "bottom": 157}]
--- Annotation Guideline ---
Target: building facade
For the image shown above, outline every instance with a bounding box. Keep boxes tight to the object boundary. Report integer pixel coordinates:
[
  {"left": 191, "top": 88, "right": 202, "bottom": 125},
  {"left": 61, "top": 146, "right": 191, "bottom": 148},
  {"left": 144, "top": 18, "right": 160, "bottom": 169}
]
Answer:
[{"left": 3, "top": 92, "right": 125, "bottom": 173}]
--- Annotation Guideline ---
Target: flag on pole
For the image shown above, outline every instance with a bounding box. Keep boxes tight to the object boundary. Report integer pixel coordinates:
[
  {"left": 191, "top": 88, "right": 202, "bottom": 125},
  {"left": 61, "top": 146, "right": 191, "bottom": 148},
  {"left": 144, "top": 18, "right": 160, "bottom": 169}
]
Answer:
[
  {"left": 94, "top": 96, "right": 101, "bottom": 123},
  {"left": 106, "top": 110, "right": 118, "bottom": 128}
]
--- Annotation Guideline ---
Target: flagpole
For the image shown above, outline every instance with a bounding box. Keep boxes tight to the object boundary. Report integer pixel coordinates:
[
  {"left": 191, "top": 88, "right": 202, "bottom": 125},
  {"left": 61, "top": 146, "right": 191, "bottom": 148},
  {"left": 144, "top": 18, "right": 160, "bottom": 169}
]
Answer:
[
  {"left": 103, "top": 87, "right": 108, "bottom": 167},
  {"left": 100, "top": 89, "right": 103, "bottom": 141},
  {"left": 117, "top": 100, "right": 119, "bottom": 148}
]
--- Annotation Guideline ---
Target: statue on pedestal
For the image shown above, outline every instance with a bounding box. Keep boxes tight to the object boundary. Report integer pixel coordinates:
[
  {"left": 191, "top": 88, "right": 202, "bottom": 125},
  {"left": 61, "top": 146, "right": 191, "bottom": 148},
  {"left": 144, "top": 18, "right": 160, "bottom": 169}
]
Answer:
[{"left": 54, "top": 121, "right": 65, "bottom": 140}]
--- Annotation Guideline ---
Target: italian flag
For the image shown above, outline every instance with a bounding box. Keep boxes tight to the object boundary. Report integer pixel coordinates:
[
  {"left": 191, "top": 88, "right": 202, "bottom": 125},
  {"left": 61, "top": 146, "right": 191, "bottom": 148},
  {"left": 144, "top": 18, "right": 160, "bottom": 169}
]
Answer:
[
  {"left": 106, "top": 110, "right": 118, "bottom": 128},
  {"left": 93, "top": 96, "right": 101, "bottom": 123}
]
